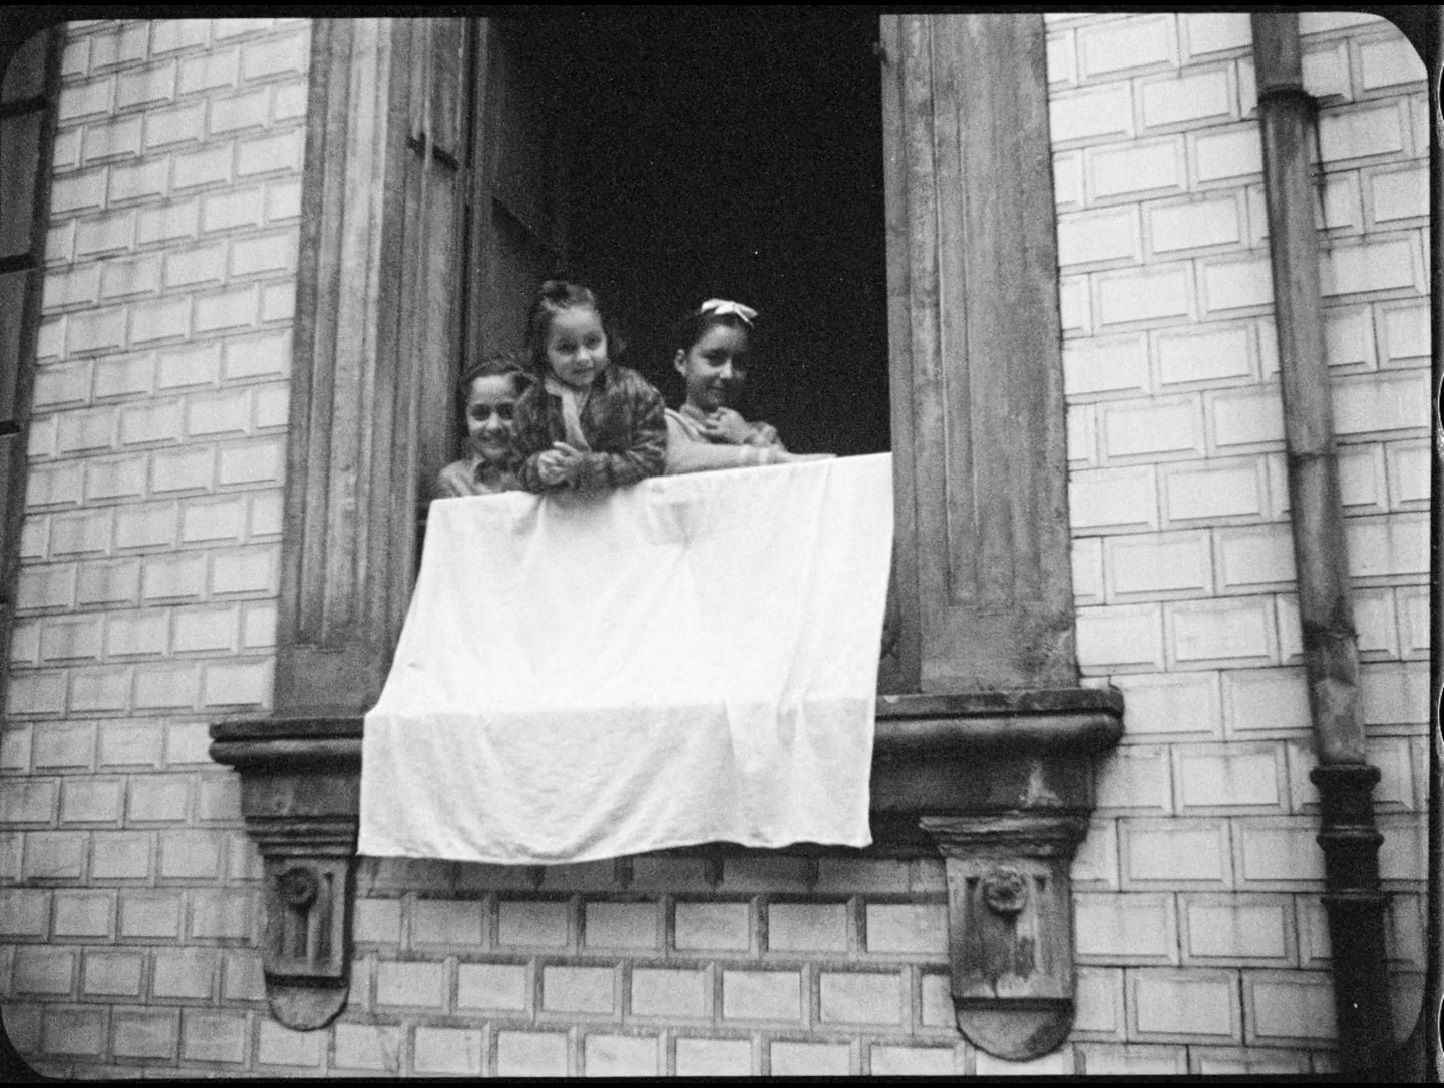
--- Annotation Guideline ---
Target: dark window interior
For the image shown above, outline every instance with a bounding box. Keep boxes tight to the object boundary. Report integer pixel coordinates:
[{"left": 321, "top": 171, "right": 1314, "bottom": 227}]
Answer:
[{"left": 509, "top": 8, "right": 889, "bottom": 457}]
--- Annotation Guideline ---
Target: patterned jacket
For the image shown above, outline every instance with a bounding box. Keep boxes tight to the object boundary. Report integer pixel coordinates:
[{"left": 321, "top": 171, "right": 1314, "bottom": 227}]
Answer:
[{"left": 513, "top": 364, "right": 668, "bottom": 492}]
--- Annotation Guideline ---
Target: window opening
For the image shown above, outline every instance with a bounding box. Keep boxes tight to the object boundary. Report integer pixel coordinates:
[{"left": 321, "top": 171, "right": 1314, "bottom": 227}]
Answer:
[{"left": 462, "top": 10, "right": 890, "bottom": 464}]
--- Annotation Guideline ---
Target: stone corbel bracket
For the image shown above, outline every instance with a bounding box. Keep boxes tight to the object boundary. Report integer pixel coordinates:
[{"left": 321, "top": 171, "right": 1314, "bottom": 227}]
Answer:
[
  {"left": 210, "top": 716, "right": 362, "bottom": 1031},
  {"left": 213, "top": 686, "right": 1122, "bottom": 1039},
  {"left": 873, "top": 687, "right": 1124, "bottom": 1061}
]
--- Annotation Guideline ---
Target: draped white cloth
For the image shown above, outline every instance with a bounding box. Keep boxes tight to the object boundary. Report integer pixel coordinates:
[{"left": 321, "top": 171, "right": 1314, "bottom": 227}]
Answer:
[{"left": 358, "top": 453, "right": 893, "bottom": 864}]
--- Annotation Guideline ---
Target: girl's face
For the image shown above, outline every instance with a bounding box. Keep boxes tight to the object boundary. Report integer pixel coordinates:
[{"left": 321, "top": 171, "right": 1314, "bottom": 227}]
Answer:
[
  {"left": 464, "top": 374, "right": 519, "bottom": 464},
  {"left": 544, "top": 305, "right": 608, "bottom": 390},
  {"left": 674, "top": 323, "right": 750, "bottom": 413}
]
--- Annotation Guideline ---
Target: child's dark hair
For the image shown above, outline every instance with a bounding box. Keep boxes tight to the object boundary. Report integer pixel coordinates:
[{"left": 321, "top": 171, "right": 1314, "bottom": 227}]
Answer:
[
  {"left": 458, "top": 349, "right": 529, "bottom": 399},
  {"left": 523, "top": 280, "right": 626, "bottom": 376},
  {"left": 667, "top": 301, "right": 759, "bottom": 359}
]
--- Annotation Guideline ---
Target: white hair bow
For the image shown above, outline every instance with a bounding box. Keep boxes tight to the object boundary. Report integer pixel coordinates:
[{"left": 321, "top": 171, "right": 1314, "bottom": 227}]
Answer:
[{"left": 700, "top": 299, "right": 758, "bottom": 324}]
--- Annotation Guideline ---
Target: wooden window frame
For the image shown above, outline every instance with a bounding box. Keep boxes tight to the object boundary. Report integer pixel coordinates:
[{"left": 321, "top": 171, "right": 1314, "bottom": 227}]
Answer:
[{"left": 212, "top": 16, "right": 1122, "bottom": 1058}]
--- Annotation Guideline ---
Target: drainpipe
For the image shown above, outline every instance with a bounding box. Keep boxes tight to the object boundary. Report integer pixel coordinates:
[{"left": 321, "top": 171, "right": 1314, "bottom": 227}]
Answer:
[
  {"left": 1428, "top": 9, "right": 1444, "bottom": 1080},
  {"left": 1250, "top": 13, "right": 1396, "bottom": 1078}
]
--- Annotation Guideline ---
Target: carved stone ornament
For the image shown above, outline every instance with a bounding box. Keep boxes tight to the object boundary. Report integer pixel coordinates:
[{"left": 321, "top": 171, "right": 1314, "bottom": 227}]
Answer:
[
  {"left": 920, "top": 813, "right": 1089, "bottom": 1060},
  {"left": 982, "top": 866, "right": 1029, "bottom": 916},
  {"left": 874, "top": 689, "right": 1123, "bottom": 1061},
  {"left": 210, "top": 717, "right": 360, "bottom": 1030}
]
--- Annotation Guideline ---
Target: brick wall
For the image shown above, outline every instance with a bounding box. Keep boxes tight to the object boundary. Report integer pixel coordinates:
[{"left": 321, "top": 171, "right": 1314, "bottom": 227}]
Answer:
[
  {"left": 0, "top": 13, "right": 1431, "bottom": 1078},
  {"left": 1052, "top": 10, "right": 1429, "bottom": 1075},
  {"left": 0, "top": 17, "right": 307, "bottom": 1077},
  {"left": 334, "top": 854, "right": 975, "bottom": 1077}
]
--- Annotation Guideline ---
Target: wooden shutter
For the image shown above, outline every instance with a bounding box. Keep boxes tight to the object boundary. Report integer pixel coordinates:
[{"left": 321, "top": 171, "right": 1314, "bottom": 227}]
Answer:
[
  {"left": 392, "top": 17, "right": 472, "bottom": 628},
  {"left": 881, "top": 14, "right": 1077, "bottom": 693},
  {"left": 277, "top": 18, "right": 475, "bottom": 712},
  {"left": 465, "top": 20, "right": 570, "bottom": 364}
]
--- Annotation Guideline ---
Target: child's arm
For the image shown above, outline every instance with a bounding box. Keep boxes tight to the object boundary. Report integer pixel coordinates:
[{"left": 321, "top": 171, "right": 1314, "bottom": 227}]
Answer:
[
  {"left": 743, "top": 421, "right": 787, "bottom": 451},
  {"left": 701, "top": 408, "right": 788, "bottom": 452},
  {"left": 665, "top": 413, "right": 783, "bottom": 474},
  {"left": 567, "top": 373, "right": 668, "bottom": 490},
  {"left": 512, "top": 389, "right": 565, "bottom": 493}
]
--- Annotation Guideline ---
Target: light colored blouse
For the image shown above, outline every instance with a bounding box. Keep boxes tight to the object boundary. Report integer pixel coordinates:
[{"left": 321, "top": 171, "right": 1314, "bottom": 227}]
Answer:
[
  {"left": 435, "top": 457, "right": 518, "bottom": 498},
  {"left": 664, "top": 404, "right": 787, "bottom": 475}
]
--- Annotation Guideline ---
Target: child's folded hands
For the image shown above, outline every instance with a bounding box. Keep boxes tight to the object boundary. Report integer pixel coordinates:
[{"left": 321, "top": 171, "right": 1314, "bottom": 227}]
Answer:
[
  {"left": 537, "top": 442, "right": 586, "bottom": 487},
  {"left": 700, "top": 407, "right": 754, "bottom": 445}
]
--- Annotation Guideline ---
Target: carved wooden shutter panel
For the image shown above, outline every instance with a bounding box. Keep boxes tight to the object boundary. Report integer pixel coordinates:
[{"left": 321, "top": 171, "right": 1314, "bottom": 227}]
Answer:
[
  {"left": 466, "top": 21, "right": 570, "bottom": 362},
  {"left": 389, "top": 18, "right": 471, "bottom": 643},
  {"left": 882, "top": 14, "right": 1077, "bottom": 694},
  {"left": 277, "top": 18, "right": 473, "bottom": 713}
]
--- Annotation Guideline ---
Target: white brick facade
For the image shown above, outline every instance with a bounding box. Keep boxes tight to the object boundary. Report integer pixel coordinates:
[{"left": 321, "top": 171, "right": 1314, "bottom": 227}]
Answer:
[
  {"left": 1052, "top": 9, "right": 1429, "bottom": 1073},
  {"left": 0, "top": 12, "right": 1430, "bottom": 1078},
  {"left": 1, "top": 16, "right": 305, "bottom": 1078}
]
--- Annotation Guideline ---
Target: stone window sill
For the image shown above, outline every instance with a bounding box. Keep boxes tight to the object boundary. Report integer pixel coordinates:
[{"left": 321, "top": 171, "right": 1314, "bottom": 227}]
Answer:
[{"left": 211, "top": 684, "right": 1122, "bottom": 1053}]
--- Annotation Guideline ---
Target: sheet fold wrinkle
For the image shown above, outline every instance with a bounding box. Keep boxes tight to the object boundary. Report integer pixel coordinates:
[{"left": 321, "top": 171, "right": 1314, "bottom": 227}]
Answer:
[{"left": 358, "top": 453, "right": 894, "bottom": 864}]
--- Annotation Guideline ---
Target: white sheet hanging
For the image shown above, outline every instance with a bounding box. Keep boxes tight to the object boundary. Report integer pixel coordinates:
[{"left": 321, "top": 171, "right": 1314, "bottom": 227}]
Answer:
[{"left": 358, "top": 453, "right": 893, "bottom": 864}]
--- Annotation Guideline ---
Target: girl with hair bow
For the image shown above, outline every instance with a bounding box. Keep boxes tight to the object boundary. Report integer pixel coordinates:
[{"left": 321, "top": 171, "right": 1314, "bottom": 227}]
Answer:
[{"left": 663, "top": 298, "right": 831, "bottom": 474}]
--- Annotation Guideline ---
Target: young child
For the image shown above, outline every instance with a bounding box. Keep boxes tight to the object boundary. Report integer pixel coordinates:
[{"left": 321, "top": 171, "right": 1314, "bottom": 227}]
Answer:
[
  {"left": 664, "top": 298, "right": 826, "bottom": 474},
  {"left": 512, "top": 280, "right": 668, "bottom": 493},
  {"left": 435, "top": 351, "right": 529, "bottom": 498}
]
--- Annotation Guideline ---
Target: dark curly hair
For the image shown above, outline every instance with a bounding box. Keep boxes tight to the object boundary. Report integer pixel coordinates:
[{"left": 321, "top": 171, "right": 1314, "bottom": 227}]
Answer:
[
  {"left": 458, "top": 349, "right": 529, "bottom": 399},
  {"left": 522, "top": 280, "right": 627, "bottom": 377}
]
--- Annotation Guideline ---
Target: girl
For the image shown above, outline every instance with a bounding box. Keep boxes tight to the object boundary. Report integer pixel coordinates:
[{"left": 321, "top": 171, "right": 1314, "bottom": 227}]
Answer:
[
  {"left": 664, "top": 298, "right": 827, "bottom": 474},
  {"left": 435, "top": 351, "right": 528, "bottom": 498},
  {"left": 512, "top": 280, "right": 669, "bottom": 493}
]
